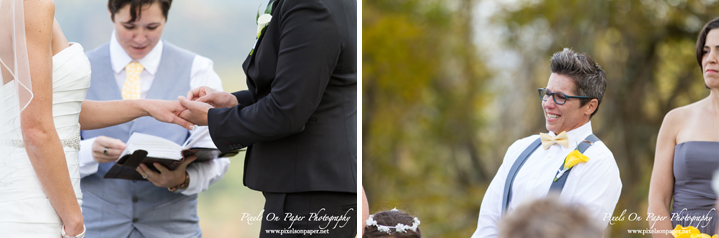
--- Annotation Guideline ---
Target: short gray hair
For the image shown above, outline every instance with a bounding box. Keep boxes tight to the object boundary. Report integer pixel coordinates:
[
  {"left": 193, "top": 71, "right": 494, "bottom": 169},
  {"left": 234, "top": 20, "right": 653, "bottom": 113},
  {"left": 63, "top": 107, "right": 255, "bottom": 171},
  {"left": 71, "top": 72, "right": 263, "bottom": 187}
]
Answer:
[{"left": 550, "top": 48, "right": 607, "bottom": 118}]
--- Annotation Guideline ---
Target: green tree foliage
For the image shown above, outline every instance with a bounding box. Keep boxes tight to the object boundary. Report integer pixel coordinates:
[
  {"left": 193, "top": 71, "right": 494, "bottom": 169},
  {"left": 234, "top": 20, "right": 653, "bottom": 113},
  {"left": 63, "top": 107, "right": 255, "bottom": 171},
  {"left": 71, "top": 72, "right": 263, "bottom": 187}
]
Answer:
[
  {"left": 364, "top": 0, "right": 719, "bottom": 237},
  {"left": 364, "top": 0, "right": 491, "bottom": 237}
]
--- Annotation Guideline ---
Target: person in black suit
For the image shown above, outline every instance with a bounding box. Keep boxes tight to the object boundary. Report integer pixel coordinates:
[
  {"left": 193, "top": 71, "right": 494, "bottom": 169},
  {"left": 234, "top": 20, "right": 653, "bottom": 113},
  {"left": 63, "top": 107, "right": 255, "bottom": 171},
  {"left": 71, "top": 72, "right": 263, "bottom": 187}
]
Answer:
[{"left": 177, "top": 0, "right": 357, "bottom": 237}]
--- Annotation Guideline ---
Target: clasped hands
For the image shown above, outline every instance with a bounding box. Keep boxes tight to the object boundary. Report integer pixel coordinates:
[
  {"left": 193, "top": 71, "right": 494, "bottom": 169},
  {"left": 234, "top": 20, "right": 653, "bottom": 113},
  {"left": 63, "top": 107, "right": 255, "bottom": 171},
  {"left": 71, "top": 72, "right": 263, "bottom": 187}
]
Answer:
[
  {"left": 176, "top": 86, "right": 239, "bottom": 126},
  {"left": 141, "top": 86, "right": 238, "bottom": 129},
  {"left": 92, "top": 87, "right": 236, "bottom": 189}
]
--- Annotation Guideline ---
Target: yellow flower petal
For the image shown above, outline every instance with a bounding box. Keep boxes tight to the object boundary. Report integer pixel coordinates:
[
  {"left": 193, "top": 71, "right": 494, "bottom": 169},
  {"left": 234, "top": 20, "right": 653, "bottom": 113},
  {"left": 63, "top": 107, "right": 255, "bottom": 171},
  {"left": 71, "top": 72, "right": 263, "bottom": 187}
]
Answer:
[
  {"left": 563, "top": 150, "right": 590, "bottom": 170},
  {"left": 673, "top": 225, "right": 702, "bottom": 238},
  {"left": 692, "top": 234, "right": 713, "bottom": 238},
  {"left": 675, "top": 233, "right": 690, "bottom": 238}
]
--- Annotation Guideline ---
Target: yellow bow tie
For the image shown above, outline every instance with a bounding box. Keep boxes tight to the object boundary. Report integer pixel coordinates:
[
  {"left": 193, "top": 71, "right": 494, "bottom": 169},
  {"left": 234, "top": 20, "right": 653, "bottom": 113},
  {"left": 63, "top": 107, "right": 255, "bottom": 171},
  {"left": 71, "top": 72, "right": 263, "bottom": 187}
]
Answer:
[{"left": 539, "top": 131, "right": 569, "bottom": 150}]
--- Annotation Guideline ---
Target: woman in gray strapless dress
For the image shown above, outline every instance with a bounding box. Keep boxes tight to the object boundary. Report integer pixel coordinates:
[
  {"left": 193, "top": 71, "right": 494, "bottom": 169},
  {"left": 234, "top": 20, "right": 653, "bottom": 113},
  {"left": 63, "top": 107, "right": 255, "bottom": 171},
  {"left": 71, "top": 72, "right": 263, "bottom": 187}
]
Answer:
[
  {"left": 671, "top": 142, "right": 719, "bottom": 234},
  {"left": 648, "top": 16, "right": 719, "bottom": 238}
]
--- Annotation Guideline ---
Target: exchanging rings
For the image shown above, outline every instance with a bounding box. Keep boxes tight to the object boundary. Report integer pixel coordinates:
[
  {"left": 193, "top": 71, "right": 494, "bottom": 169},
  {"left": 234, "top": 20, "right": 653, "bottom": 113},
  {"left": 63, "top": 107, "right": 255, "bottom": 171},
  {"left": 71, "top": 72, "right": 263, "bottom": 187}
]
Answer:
[
  {"left": 103, "top": 147, "right": 109, "bottom": 155},
  {"left": 142, "top": 174, "right": 148, "bottom": 179}
]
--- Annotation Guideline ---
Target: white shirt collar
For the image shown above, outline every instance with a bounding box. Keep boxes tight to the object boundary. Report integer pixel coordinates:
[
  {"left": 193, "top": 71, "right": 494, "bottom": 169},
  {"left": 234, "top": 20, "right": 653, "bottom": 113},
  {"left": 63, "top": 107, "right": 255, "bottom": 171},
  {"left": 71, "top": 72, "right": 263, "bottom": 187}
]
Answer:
[
  {"left": 547, "top": 121, "right": 593, "bottom": 149},
  {"left": 109, "top": 30, "right": 163, "bottom": 75}
]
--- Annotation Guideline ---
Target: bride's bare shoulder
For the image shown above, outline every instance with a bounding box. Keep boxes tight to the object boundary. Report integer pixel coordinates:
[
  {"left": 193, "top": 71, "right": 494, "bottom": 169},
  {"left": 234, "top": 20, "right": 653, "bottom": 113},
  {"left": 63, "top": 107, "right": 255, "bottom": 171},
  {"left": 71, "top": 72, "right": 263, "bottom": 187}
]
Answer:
[
  {"left": 23, "top": 0, "right": 55, "bottom": 15},
  {"left": 23, "top": 0, "right": 54, "bottom": 44},
  {"left": 24, "top": 0, "right": 55, "bottom": 26}
]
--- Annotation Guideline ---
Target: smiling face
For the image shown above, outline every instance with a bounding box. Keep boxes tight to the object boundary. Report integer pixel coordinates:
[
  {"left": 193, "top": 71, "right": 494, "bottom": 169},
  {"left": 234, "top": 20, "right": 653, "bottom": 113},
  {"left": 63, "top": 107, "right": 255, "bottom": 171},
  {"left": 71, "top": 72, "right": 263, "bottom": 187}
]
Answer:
[
  {"left": 703, "top": 29, "right": 719, "bottom": 89},
  {"left": 112, "top": 2, "right": 166, "bottom": 60},
  {"left": 542, "top": 73, "right": 594, "bottom": 134}
]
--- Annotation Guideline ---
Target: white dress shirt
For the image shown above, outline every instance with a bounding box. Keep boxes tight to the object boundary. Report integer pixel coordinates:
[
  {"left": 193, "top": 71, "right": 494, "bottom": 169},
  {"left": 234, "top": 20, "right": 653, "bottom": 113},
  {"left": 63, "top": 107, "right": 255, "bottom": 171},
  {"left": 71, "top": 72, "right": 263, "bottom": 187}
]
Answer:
[
  {"left": 471, "top": 121, "right": 622, "bottom": 238},
  {"left": 79, "top": 32, "right": 231, "bottom": 195}
]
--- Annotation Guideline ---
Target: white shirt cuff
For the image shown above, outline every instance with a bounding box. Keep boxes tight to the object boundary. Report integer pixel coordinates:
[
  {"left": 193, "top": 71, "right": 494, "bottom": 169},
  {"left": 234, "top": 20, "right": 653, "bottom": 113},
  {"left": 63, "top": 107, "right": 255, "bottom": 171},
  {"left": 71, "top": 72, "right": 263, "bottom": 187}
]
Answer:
[
  {"left": 181, "top": 165, "right": 200, "bottom": 195},
  {"left": 79, "top": 137, "right": 100, "bottom": 178}
]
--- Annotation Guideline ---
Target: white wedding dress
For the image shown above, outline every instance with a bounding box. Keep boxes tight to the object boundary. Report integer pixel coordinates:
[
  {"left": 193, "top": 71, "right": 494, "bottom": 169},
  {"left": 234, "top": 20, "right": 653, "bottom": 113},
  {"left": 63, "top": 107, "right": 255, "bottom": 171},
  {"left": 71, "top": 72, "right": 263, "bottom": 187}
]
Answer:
[{"left": 0, "top": 43, "right": 90, "bottom": 236}]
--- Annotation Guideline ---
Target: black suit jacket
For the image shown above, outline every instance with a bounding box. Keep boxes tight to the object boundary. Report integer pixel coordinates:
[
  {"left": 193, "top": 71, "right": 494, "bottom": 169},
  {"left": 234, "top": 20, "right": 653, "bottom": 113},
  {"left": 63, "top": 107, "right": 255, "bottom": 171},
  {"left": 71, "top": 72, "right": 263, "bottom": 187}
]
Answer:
[{"left": 207, "top": 0, "right": 357, "bottom": 193}]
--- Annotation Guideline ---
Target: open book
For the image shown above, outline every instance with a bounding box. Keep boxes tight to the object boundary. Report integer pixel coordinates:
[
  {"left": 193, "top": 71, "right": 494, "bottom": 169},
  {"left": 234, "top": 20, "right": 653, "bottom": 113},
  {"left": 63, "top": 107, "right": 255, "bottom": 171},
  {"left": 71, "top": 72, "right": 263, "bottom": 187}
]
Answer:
[{"left": 104, "top": 127, "right": 240, "bottom": 180}]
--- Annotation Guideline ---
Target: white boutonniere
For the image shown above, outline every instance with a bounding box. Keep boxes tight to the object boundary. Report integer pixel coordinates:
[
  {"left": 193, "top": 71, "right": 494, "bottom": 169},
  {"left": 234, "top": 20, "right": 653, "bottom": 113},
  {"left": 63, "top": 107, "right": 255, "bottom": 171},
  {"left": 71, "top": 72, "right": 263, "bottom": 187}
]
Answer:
[
  {"left": 257, "top": 14, "right": 272, "bottom": 39},
  {"left": 251, "top": 1, "right": 275, "bottom": 55}
]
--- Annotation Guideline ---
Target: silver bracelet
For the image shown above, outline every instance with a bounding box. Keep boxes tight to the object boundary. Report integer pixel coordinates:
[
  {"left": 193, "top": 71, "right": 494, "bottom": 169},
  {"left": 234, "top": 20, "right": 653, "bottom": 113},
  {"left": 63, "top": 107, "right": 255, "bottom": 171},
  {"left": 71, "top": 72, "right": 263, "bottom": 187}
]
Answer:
[{"left": 61, "top": 224, "right": 86, "bottom": 238}]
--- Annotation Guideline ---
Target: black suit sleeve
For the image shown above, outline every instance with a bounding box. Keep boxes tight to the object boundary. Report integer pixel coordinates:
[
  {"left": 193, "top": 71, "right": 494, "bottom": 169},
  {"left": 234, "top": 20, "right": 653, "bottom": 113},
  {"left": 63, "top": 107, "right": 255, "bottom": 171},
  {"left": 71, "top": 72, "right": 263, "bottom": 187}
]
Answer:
[
  {"left": 208, "top": 0, "right": 341, "bottom": 151},
  {"left": 232, "top": 90, "right": 253, "bottom": 107}
]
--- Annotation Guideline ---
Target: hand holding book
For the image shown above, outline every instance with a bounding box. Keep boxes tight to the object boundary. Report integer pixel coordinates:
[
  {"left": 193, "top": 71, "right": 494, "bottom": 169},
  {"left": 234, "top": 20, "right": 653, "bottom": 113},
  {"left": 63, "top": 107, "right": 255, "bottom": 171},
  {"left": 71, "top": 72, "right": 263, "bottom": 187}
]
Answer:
[
  {"left": 103, "top": 127, "right": 239, "bottom": 180},
  {"left": 137, "top": 155, "right": 196, "bottom": 189}
]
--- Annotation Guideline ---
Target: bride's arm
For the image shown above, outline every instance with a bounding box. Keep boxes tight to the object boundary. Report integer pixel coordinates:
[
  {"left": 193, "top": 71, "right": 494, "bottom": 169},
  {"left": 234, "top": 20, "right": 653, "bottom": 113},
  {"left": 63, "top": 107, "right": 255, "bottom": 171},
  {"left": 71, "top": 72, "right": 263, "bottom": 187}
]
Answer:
[
  {"left": 20, "top": 0, "right": 83, "bottom": 235},
  {"left": 79, "top": 99, "right": 194, "bottom": 130}
]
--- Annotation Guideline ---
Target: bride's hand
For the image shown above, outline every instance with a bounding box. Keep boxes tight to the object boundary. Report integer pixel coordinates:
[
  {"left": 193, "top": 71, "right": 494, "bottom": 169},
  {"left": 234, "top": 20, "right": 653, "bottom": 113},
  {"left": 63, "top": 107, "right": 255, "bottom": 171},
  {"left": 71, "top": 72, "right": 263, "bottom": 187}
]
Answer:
[
  {"left": 142, "top": 99, "right": 195, "bottom": 130},
  {"left": 187, "top": 86, "right": 238, "bottom": 108}
]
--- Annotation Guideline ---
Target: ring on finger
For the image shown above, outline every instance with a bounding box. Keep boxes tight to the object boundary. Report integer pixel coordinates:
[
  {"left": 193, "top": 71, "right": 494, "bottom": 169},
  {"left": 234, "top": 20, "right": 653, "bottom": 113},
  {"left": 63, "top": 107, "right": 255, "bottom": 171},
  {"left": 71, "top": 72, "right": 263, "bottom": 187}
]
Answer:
[
  {"left": 142, "top": 173, "right": 148, "bottom": 179},
  {"left": 103, "top": 147, "right": 109, "bottom": 155}
]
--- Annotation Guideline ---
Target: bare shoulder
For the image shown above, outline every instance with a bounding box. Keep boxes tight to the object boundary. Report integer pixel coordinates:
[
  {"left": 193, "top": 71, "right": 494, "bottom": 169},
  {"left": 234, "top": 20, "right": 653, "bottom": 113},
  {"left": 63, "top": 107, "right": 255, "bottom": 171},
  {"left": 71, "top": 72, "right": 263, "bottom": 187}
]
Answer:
[
  {"left": 664, "top": 100, "right": 711, "bottom": 144},
  {"left": 662, "top": 103, "right": 696, "bottom": 127},
  {"left": 23, "top": 0, "right": 55, "bottom": 16},
  {"left": 670, "top": 99, "right": 711, "bottom": 122},
  {"left": 23, "top": 0, "right": 54, "bottom": 43},
  {"left": 658, "top": 104, "right": 696, "bottom": 145}
]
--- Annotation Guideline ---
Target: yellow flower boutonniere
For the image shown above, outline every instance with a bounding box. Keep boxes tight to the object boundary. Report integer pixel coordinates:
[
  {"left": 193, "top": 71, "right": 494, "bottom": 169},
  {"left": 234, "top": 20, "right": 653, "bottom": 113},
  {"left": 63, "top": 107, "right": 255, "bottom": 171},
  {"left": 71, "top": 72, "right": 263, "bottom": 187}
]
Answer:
[
  {"left": 672, "top": 225, "right": 717, "bottom": 238},
  {"left": 553, "top": 149, "right": 590, "bottom": 181}
]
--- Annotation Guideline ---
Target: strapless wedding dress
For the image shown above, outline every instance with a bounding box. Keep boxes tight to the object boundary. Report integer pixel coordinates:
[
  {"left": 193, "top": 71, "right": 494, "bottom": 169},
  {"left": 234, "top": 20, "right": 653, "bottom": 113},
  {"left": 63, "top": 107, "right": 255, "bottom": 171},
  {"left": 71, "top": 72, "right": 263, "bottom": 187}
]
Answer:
[{"left": 0, "top": 43, "right": 90, "bottom": 236}]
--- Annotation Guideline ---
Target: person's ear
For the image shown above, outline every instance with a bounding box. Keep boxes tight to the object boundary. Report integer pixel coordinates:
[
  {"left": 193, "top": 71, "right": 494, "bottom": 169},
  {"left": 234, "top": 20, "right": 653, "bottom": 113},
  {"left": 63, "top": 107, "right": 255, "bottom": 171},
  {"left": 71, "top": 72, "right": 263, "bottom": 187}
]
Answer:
[{"left": 584, "top": 99, "right": 598, "bottom": 116}]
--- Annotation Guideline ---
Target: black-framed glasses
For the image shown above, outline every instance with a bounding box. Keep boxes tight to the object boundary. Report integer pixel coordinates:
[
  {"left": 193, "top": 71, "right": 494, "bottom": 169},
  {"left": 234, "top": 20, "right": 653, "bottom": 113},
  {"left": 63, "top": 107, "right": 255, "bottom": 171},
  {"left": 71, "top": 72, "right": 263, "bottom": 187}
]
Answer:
[{"left": 538, "top": 88, "right": 590, "bottom": 105}]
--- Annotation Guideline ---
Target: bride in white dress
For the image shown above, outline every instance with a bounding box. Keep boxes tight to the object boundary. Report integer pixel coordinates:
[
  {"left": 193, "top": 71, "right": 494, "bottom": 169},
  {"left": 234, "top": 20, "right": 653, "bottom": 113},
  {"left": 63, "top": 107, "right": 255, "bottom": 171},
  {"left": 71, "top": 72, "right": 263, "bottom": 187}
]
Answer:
[{"left": 0, "top": 0, "right": 194, "bottom": 236}]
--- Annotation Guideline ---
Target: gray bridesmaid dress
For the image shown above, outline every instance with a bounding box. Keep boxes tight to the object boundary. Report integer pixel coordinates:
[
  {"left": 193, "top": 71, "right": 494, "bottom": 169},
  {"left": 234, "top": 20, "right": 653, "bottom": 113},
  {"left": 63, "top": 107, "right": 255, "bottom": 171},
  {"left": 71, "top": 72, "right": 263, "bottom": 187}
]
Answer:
[{"left": 672, "top": 141, "right": 719, "bottom": 235}]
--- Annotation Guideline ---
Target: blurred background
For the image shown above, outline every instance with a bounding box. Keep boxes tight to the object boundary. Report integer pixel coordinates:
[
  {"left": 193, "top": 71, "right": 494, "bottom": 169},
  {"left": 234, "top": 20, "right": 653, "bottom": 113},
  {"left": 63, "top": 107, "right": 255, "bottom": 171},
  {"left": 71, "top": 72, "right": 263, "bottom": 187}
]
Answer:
[
  {"left": 55, "top": 0, "right": 266, "bottom": 237},
  {"left": 363, "top": 0, "right": 719, "bottom": 237}
]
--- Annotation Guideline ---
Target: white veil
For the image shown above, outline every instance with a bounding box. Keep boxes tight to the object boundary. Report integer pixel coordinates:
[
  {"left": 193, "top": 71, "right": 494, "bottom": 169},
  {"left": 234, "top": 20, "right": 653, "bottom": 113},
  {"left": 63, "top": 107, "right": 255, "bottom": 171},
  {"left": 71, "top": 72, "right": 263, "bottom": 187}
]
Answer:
[{"left": 0, "top": 0, "right": 33, "bottom": 141}]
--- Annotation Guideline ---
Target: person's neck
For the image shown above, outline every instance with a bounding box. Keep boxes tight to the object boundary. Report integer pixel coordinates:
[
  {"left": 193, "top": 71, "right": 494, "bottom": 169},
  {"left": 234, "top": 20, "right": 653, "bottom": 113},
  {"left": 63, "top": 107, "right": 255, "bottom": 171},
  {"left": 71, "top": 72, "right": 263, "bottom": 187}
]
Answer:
[
  {"left": 708, "top": 89, "right": 719, "bottom": 112},
  {"left": 553, "top": 118, "right": 590, "bottom": 135}
]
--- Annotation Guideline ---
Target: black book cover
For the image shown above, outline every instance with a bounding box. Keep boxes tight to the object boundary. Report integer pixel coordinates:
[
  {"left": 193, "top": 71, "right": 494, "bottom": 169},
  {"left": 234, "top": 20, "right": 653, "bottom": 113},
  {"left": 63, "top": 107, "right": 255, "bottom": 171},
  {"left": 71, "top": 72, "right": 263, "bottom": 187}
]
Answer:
[{"left": 103, "top": 149, "right": 239, "bottom": 180}]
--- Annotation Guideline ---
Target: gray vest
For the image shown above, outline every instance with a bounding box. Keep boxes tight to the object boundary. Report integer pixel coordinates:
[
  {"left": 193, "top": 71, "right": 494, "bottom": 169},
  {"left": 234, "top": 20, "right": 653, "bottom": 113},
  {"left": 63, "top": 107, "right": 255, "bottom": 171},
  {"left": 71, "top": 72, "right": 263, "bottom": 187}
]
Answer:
[{"left": 81, "top": 41, "right": 201, "bottom": 238}]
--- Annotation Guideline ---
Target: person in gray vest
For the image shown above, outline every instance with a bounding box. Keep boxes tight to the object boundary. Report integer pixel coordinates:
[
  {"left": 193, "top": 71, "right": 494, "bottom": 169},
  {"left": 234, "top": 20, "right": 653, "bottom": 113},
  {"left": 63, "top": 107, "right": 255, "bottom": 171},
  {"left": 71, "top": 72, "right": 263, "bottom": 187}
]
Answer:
[
  {"left": 471, "top": 48, "right": 621, "bottom": 238},
  {"left": 78, "top": 0, "right": 230, "bottom": 237}
]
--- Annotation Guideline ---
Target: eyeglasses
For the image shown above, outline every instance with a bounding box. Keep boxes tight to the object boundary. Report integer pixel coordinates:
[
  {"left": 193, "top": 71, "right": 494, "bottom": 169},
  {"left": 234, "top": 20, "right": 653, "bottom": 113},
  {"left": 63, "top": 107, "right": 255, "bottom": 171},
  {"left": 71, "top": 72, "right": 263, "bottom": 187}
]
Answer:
[{"left": 538, "top": 88, "right": 590, "bottom": 105}]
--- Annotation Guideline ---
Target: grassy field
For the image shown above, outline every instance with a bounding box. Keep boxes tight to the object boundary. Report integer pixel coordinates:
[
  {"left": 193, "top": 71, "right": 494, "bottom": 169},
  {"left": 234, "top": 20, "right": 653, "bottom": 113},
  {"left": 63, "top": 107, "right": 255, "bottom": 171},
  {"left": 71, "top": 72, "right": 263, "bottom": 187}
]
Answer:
[{"left": 198, "top": 151, "right": 266, "bottom": 237}]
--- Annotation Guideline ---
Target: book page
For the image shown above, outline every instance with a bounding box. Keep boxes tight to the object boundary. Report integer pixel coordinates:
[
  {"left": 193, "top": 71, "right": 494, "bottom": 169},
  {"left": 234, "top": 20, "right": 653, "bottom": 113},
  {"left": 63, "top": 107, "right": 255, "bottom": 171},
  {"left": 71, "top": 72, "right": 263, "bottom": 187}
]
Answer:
[
  {"left": 121, "top": 132, "right": 183, "bottom": 160},
  {"left": 182, "top": 126, "right": 217, "bottom": 149}
]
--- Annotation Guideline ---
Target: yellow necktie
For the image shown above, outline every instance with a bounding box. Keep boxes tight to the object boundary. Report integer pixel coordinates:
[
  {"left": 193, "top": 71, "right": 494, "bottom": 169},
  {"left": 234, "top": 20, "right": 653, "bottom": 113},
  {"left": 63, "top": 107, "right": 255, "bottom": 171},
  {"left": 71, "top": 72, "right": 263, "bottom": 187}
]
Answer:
[
  {"left": 122, "top": 61, "right": 143, "bottom": 100},
  {"left": 539, "top": 131, "right": 569, "bottom": 150}
]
